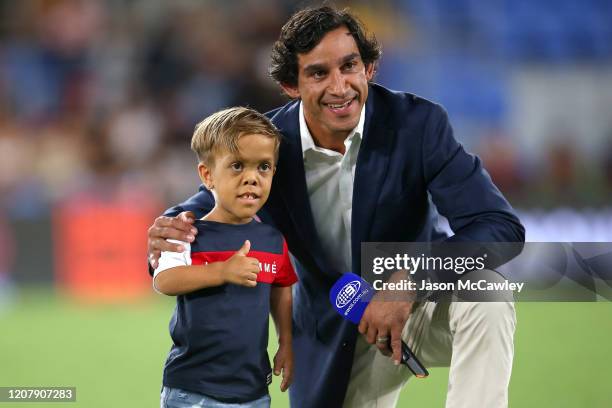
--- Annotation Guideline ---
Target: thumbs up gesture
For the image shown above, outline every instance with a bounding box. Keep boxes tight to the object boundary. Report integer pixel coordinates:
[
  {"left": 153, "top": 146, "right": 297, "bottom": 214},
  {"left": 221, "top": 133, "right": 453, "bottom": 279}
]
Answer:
[{"left": 223, "top": 240, "right": 260, "bottom": 287}]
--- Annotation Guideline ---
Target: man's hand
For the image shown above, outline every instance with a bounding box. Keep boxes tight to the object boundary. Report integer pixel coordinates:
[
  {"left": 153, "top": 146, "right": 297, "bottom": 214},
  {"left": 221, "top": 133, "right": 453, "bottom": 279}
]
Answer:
[
  {"left": 222, "top": 240, "right": 260, "bottom": 287},
  {"left": 273, "top": 343, "right": 294, "bottom": 392},
  {"left": 358, "top": 294, "right": 414, "bottom": 365},
  {"left": 148, "top": 211, "right": 197, "bottom": 269}
]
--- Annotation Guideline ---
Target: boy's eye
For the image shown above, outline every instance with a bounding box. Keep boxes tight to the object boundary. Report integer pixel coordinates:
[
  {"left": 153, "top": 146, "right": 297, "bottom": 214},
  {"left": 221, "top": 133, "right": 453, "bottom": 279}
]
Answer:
[
  {"left": 259, "top": 163, "right": 272, "bottom": 172},
  {"left": 230, "top": 162, "right": 243, "bottom": 171}
]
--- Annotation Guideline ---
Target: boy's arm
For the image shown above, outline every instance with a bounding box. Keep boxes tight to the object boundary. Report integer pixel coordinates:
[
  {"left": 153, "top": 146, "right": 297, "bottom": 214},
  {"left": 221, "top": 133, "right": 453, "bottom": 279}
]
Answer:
[
  {"left": 270, "top": 240, "right": 297, "bottom": 345},
  {"left": 270, "top": 285, "right": 293, "bottom": 392},
  {"left": 270, "top": 238, "right": 297, "bottom": 391},
  {"left": 270, "top": 285, "right": 293, "bottom": 346},
  {"left": 154, "top": 264, "right": 225, "bottom": 296},
  {"left": 154, "top": 239, "right": 260, "bottom": 296}
]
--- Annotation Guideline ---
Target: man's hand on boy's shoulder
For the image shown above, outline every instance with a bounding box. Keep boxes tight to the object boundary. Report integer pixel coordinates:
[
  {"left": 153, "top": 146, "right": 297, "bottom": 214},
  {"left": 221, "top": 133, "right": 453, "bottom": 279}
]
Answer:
[
  {"left": 273, "top": 342, "right": 294, "bottom": 392},
  {"left": 148, "top": 211, "right": 198, "bottom": 269}
]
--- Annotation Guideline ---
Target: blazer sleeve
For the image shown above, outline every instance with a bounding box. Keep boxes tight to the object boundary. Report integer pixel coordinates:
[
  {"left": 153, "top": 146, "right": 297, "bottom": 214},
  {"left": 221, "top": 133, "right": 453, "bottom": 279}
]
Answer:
[
  {"left": 162, "top": 185, "right": 215, "bottom": 218},
  {"left": 147, "top": 186, "right": 214, "bottom": 276},
  {"left": 423, "top": 105, "right": 525, "bottom": 273}
]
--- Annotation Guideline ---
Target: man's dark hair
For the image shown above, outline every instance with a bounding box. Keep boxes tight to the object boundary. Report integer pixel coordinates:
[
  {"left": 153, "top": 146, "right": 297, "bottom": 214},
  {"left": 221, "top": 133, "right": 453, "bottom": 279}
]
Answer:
[{"left": 269, "top": 6, "right": 381, "bottom": 87}]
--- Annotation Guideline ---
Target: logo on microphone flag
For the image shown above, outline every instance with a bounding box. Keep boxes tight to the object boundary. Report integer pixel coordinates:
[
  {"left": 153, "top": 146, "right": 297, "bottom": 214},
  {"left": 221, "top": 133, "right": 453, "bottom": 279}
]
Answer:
[
  {"left": 330, "top": 273, "right": 375, "bottom": 324},
  {"left": 335, "top": 280, "right": 361, "bottom": 308}
]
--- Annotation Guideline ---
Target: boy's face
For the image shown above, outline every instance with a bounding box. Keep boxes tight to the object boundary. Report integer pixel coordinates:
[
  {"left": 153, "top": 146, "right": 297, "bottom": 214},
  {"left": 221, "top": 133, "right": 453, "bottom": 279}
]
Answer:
[
  {"left": 199, "top": 133, "right": 276, "bottom": 224},
  {"left": 281, "top": 26, "right": 374, "bottom": 144}
]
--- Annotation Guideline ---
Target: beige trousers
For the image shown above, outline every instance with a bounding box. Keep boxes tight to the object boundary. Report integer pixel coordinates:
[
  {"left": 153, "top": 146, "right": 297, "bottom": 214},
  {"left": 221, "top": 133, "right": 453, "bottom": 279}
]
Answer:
[{"left": 343, "top": 272, "right": 517, "bottom": 408}]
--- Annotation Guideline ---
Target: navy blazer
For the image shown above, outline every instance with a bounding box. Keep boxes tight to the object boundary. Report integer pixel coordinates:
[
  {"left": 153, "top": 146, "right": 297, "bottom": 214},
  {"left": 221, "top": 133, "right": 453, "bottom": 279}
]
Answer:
[{"left": 163, "top": 83, "right": 525, "bottom": 407}]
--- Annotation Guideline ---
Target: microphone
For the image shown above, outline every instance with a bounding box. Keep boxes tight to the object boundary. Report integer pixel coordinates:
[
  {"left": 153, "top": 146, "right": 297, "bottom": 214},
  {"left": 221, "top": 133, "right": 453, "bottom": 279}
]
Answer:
[{"left": 330, "top": 273, "right": 429, "bottom": 378}]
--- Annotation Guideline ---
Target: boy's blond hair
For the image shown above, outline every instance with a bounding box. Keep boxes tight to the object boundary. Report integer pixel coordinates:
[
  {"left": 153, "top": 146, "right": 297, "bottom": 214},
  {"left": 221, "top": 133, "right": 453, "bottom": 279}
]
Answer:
[{"left": 191, "top": 107, "right": 281, "bottom": 165}]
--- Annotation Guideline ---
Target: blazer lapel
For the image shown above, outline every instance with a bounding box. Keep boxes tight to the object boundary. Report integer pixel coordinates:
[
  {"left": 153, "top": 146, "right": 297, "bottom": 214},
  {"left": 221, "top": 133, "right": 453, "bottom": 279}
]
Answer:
[
  {"left": 272, "top": 102, "right": 329, "bottom": 275},
  {"left": 351, "top": 85, "right": 396, "bottom": 275}
]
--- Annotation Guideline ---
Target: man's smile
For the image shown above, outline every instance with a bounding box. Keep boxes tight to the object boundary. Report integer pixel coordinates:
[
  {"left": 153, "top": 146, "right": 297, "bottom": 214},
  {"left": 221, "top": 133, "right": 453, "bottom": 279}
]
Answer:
[{"left": 323, "top": 96, "right": 358, "bottom": 115}]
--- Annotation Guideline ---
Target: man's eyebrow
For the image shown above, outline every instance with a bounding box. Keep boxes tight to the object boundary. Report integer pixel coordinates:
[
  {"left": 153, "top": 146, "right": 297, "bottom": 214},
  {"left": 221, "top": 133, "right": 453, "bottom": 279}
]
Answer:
[
  {"left": 303, "top": 62, "right": 328, "bottom": 75},
  {"left": 340, "top": 53, "right": 360, "bottom": 65}
]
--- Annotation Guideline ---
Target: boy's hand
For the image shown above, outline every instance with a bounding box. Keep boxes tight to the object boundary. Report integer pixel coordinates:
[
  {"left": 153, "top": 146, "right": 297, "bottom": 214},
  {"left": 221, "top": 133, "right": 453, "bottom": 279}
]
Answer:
[
  {"left": 148, "top": 211, "right": 197, "bottom": 269},
  {"left": 223, "top": 240, "right": 260, "bottom": 287},
  {"left": 273, "top": 343, "right": 294, "bottom": 392}
]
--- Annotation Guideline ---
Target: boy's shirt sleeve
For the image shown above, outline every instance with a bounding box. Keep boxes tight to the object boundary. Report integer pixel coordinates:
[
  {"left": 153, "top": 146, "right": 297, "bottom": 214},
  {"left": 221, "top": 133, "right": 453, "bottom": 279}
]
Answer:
[
  {"left": 273, "top": 238, "right": 298, "bottom": 287},
  {"left": 152, "top": 240, "right": 192, "bottom": 293}
]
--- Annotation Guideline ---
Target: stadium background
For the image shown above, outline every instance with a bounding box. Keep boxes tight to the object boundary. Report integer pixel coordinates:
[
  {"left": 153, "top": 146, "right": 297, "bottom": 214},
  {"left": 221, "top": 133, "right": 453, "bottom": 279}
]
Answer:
[{"left": 0, "top": 0, "right": 610, "bottom": 406}]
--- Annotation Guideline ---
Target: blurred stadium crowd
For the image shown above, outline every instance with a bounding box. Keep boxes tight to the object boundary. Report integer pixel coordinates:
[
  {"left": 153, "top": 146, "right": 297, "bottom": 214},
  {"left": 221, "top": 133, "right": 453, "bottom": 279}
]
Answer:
[{"left": 0, "top": 0, "right": 612, "bottom": 290}]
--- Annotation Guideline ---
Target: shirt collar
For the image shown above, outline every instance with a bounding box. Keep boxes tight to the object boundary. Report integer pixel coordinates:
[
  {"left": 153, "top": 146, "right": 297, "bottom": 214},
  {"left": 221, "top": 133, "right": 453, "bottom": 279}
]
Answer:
[{"left": 299, "top": 101, "right": 365, "bottom": 158}]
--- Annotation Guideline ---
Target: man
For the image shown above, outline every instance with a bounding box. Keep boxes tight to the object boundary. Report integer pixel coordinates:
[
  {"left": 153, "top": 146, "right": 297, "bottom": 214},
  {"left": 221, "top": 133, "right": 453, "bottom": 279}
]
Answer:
[{"left": 148, "top": 6, "right": 524, "bottom": 408}]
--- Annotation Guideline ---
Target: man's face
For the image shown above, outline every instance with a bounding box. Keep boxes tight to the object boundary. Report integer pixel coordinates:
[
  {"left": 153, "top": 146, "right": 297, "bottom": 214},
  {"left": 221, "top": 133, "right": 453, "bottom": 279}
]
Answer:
[
  {"left": 281, "top": 26, "right": 374, "bottom": 144},
  {"left": 199, "top": 134, "right": 276, "bottom": 224}
]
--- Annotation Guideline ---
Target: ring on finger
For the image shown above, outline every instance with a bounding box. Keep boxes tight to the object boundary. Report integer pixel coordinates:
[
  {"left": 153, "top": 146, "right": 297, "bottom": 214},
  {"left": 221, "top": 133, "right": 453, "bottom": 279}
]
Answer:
[{"left": 376, "top": 336, "right": 390, "bottom": 344}]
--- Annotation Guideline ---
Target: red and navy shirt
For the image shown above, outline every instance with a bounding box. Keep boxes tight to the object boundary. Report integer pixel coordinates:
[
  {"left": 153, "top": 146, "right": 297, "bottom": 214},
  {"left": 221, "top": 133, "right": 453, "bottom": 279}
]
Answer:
[{"left": 154, "top": 219, "right": 297, "bottom": 403}]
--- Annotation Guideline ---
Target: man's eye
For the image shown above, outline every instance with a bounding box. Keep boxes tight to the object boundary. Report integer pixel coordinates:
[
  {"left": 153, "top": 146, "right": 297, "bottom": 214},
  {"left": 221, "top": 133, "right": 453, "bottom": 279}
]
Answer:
[
  {"left": 231, "top": 162, "right": 243, "bottom": 171},
  {"left": 313, "top": 71, "right": 325, "bottom": 79}
]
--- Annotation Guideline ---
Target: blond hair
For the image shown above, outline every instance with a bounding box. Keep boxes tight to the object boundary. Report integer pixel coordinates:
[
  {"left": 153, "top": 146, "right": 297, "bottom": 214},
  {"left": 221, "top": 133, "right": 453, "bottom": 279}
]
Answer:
[{"left": 191, "top": 107, "right": 281, "bottom": 165}]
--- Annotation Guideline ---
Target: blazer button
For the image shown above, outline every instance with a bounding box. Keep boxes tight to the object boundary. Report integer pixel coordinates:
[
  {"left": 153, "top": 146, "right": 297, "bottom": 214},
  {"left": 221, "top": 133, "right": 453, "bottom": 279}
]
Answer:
[{"left": 342, "top": 342, "right": 347, "bottom": 347}]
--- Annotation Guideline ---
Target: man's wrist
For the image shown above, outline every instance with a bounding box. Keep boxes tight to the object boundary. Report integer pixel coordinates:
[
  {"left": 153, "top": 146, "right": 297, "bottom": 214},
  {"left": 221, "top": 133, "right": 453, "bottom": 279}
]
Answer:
[
  {"left": 277, "top": 335, "right": 292, "bottom": 346},
  {"left": 376, "top": 270, "right": 419, "bottom": 303}
]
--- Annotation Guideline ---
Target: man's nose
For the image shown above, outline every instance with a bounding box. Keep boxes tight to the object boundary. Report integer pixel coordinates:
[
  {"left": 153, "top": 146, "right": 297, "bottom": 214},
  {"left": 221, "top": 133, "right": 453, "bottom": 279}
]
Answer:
[{"left": 328, "top": 70, "right": 349, "bottom": 95}]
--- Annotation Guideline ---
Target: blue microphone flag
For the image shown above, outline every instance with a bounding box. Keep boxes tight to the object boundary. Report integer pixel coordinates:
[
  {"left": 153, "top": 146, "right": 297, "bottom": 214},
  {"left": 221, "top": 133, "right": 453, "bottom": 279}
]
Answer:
[{"left": 329, "top": 272, "right": 375, "bottom": 324}]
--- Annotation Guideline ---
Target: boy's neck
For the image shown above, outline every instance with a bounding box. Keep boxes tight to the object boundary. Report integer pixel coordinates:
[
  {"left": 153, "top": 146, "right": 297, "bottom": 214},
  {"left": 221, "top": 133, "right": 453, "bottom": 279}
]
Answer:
[{"left": 201, "top": 208, "right": 253, "bottom": 225}]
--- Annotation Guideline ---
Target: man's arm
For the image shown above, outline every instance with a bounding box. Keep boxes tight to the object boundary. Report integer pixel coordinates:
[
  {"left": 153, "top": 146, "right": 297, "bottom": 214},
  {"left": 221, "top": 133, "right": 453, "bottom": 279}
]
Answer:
[
  {"left": 360, "top": 104, "right": 525, "bottom": 362},
  {"left": 147, "top": 187, "right": 215, "bottom": 272},
  {"left": 423, "top": 105, "right": 525, "bottom": 245},
  {"left": 422, "top": 105, "right": 525, "bottom": 280}
]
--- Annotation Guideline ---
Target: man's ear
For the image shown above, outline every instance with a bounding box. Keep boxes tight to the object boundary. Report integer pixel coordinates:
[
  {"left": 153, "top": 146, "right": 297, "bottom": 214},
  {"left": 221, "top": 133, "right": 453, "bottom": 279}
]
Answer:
[
  {"left": 198, "top": 163, "right": 214, "bottom": 190},
  {"left": 365, "top": 63, "right": 375, "bottom": 81},
  {"left": 280, "top": 82, "right": 300, "bottom": 99}
]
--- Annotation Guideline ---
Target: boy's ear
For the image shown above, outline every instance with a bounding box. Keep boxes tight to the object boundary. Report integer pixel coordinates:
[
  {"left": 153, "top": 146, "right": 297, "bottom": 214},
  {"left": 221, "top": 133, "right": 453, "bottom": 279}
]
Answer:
[
  {"left": 280, "top": 82, "right": 300, "bottom": 99},
  {"left": 198, "top": 163, "right": 214, "bottom": 190}
]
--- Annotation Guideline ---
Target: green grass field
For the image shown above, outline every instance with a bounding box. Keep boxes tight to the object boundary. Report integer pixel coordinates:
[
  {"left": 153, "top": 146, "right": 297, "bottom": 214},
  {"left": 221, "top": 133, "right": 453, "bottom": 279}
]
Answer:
[{"left": 0, "top": 288, "right": 610, "bottom": 407}]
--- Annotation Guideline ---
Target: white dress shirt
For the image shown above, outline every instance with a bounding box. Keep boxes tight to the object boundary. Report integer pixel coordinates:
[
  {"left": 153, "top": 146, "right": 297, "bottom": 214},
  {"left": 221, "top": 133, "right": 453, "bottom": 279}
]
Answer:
[{"left": 299, "top": 102, "right": 365, "bottom": 273}]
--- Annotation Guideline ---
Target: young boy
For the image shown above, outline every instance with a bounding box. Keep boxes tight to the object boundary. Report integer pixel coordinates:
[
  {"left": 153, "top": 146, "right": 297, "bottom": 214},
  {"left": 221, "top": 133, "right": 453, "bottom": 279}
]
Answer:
[{"left": 153, "top": 107, "right": 297, "bottom": 408}]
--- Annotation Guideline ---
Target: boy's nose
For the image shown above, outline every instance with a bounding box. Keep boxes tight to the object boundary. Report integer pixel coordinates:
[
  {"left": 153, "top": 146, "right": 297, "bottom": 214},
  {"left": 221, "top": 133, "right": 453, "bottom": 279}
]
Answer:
[{"left": 242, "top": 173, "right": 258, "bottom": 185}]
